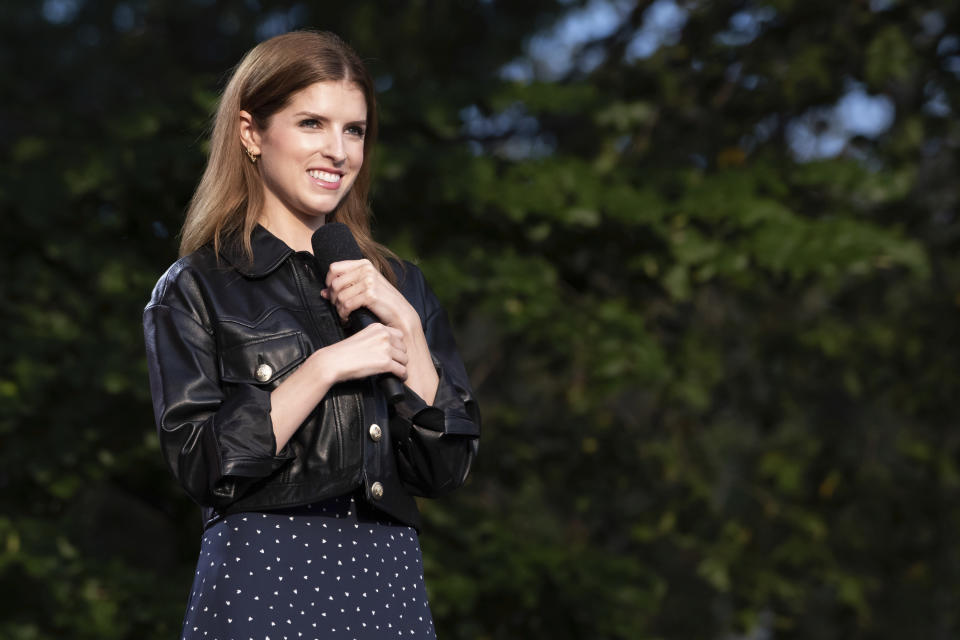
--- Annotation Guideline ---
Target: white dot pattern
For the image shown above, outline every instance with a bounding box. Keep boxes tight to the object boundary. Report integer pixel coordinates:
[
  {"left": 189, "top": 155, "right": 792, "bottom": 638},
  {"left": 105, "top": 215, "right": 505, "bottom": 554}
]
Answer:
[{"left": 179, "top": 494, "right": 436, "bottom": 639}]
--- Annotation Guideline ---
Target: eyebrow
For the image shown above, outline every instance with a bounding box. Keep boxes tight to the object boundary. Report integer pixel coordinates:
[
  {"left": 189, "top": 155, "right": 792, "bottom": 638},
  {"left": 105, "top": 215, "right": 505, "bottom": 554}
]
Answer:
[{"left": 293, "top": 111, "right": 367, "bottom": 126}]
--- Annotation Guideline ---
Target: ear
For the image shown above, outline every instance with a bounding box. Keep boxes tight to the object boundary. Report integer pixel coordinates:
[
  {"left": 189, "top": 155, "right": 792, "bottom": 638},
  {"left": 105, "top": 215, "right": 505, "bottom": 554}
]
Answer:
[{"left": 239, "top": 110, "right": 262, "bottom": 156}]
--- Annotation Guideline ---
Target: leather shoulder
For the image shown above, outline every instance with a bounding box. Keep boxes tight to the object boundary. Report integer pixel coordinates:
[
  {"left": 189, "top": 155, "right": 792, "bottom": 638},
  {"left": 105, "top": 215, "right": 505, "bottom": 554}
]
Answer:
[
  {"left": 391, "top": 259, "right": 438, "bottom": 320},
  {"left": 145, "top": 246, "right": 223, "bottom": 328}
]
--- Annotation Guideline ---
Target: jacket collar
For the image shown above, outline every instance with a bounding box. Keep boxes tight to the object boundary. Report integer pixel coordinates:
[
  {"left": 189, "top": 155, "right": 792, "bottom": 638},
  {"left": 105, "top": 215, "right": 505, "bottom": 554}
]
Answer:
[{"left": 219, "top": 224, "right": 295, "bottom": 277}]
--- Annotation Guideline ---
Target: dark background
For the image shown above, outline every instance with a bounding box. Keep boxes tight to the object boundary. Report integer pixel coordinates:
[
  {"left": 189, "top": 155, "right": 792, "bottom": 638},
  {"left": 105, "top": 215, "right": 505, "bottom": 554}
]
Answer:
[{"left": 3, "top": 0, "right": 960, "bottom": 638}]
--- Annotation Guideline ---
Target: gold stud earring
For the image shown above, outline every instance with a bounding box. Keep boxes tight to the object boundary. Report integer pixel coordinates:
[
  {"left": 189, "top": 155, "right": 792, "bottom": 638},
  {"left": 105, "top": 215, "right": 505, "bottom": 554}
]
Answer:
[{"left": 244, "top": 147, "right": 259, "bottom": 164}]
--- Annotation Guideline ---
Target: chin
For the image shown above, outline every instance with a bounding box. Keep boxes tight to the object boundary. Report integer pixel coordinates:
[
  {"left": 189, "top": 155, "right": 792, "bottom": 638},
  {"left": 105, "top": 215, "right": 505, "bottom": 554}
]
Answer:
[
  {"left": 317, "top": 193, "right": 350, "bottom": 213},
  {"left": 300, "top": 196, "right": 340, "bottom": 214}
]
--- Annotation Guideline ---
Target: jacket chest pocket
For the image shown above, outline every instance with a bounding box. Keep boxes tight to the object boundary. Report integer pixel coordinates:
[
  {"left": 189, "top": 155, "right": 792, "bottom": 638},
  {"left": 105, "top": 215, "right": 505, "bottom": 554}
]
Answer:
[{"left": 219, "top": 331, "right": 307, "bottom": 386}]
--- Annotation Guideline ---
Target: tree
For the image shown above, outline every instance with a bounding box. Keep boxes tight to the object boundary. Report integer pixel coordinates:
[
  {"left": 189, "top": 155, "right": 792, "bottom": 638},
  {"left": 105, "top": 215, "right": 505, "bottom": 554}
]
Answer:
[{"left": 1, "top": 1, "right": 958, "bottom": 638}]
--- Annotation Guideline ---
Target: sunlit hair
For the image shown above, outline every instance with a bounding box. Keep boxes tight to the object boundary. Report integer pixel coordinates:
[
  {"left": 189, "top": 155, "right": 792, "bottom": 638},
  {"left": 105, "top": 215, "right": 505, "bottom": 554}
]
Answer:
[{"left": 180, "top": 30, "right": 398, "bottom": 283}]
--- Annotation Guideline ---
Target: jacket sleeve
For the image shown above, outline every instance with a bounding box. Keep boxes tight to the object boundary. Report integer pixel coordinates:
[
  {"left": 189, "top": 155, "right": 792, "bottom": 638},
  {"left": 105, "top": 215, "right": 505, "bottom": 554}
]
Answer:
[
  {"left": 143, "top": 302, "right": 295, "bottom": 509},
  {"left": 388, "top": 266, "right": 480, "bottom": 497}
]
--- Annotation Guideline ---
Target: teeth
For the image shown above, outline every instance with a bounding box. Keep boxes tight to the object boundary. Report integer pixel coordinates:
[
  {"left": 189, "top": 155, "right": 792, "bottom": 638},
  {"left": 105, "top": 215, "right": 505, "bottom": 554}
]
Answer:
[{"left": 309, "top": 169, "right": 341, "bottom": 182}]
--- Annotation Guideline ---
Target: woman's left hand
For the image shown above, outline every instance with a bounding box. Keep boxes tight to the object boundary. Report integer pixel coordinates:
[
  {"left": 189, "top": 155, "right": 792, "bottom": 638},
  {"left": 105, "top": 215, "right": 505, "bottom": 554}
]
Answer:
[
  {"left": 323, "top": 258, "right": 439, "bottom": 405},
  {"left": 321, "top": 259, "right": 417, "bottom": 330}
]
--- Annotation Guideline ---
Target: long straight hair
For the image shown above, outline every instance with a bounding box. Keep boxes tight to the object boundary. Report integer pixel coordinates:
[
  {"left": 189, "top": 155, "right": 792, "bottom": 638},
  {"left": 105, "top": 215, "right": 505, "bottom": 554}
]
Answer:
[{"left": 180, "top": 30, "right": 398, "bottom": 283}]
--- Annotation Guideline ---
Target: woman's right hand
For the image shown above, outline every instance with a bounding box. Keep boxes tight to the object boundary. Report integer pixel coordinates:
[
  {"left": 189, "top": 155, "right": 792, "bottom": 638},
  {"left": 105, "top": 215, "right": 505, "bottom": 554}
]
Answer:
[
  {"left": 315, "top": 322, "right": 408, "bottom": 385},
  {"left": 268, "top": 323, "right": 407, "bottom": 454}
]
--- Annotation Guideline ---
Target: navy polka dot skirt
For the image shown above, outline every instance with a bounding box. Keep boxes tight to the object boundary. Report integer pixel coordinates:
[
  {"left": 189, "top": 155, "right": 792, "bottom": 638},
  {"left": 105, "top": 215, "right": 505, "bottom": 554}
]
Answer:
[{"left": 179, "top": 493, "right": 437, "bottom": 640}]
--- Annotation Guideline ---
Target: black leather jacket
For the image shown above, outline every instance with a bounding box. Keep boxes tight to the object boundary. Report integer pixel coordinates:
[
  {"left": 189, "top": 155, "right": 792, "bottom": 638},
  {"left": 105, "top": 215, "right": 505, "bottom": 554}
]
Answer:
[{"left": 143, "top": 225, "right": 480, "bottom": 531}]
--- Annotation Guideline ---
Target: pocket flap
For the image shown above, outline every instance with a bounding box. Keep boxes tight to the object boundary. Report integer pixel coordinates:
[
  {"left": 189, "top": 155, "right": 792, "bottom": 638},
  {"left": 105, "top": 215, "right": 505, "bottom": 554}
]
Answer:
[{"left": 220, "top": 331, "right": 306, "bottom": 384}]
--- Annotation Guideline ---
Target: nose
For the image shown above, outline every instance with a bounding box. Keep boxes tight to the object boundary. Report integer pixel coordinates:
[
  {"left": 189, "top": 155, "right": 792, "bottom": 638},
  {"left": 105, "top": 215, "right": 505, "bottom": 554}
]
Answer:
[{"left": 321, "top": 130, "right": 346, "bottom": 167}]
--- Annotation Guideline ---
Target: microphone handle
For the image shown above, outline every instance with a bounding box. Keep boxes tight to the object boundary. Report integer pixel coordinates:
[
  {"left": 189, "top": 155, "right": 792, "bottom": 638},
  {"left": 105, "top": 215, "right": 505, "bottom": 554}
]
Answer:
[
  {"left": 349, "top": 309, "right": 407, "bottom": 404},
  {"left": 378, "top": 373, "right": 407, "bottom": 404}
]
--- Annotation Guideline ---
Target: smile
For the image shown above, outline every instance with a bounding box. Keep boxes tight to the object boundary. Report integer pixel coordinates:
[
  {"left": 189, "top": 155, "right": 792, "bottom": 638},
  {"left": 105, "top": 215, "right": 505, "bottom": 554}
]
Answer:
[{"left": 308, "top": 169, "right": 343, "bottom": 189}]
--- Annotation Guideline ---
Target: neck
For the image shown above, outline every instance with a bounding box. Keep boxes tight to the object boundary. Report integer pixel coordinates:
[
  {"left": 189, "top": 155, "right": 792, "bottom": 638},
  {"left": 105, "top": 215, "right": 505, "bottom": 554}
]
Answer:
[{"left": 258, "top": 205, "right": 325, "bottom": 254}]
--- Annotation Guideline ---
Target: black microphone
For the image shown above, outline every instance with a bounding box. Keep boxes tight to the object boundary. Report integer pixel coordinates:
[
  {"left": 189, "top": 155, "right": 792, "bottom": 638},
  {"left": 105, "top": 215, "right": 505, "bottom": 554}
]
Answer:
[{"left": 312, "top": 222, "right": 406, "bottom": 403}]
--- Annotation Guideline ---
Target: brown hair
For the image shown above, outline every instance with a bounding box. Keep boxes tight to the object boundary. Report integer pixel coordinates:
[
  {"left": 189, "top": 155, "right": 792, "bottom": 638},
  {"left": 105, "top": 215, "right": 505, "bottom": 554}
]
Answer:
[{"left": 179, "top": 30, "right": 399, "bottom": 283}]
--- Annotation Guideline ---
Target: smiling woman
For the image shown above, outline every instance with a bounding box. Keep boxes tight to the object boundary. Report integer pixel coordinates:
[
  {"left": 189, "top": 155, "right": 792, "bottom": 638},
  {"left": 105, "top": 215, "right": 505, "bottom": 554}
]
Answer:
[
  {"left": 143, "top": 31, "right": 480, "bottom": 640},
  {"left": 238, "top": 81, "right": 368, "bottom": 249},
  {"left": 178, "top": 30, "right": 394, "bottom": 282}
]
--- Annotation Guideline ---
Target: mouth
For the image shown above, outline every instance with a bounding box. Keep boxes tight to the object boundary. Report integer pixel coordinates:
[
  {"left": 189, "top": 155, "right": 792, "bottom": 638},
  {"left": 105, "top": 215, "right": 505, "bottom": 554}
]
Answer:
[{"left": 308, "top": 169, "right": 343, "bottom": 190}]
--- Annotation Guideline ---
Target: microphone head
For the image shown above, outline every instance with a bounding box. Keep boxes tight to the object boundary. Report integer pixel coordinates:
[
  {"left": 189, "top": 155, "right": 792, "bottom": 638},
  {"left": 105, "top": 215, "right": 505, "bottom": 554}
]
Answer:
[{"left": 312, "top": 222, "right": 363, "bottom": 275}]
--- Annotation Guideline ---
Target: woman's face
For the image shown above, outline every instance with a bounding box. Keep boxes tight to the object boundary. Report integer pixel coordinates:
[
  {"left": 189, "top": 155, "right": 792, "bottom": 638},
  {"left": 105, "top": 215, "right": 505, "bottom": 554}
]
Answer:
[{"left": 241, "top": 80, "right": 367, "bottom": 228}]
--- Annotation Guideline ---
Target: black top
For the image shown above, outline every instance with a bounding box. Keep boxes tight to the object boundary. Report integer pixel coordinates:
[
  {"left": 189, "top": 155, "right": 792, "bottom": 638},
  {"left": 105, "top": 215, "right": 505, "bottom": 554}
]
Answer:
[{"left": 143, "top": 225, "right": 480, "bottom": 531}]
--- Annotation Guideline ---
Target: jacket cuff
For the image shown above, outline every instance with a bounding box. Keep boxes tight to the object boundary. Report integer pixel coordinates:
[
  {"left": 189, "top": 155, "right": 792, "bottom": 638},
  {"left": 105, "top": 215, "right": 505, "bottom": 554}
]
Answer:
[
  {"left": 214, "top": 385, "right": 295, "bottom": 478},
  {"left": 392, "top": 359, "right": 480, "bottom": 438}
]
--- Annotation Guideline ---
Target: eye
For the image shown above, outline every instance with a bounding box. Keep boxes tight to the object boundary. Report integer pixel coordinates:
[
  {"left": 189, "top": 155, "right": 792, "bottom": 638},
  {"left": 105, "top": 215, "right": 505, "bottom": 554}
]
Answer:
[
  {"left": 346, "top": 125, "right": 366, "bottom": 138},
  {"left": 299, "top": 118, "right": 321, "bottom": 128}
]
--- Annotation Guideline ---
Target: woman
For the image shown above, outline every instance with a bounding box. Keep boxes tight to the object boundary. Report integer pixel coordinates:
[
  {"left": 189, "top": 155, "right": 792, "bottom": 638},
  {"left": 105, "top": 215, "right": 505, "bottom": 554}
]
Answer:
[{"left": 144, "top": 30, "right": 480, "bottom": 639}]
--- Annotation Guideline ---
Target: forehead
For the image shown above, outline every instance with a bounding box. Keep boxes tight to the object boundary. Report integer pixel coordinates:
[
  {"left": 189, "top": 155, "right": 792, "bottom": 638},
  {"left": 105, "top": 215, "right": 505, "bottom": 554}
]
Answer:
[{"left": 284, "top": 80, "right": 367, "bottom": 119}]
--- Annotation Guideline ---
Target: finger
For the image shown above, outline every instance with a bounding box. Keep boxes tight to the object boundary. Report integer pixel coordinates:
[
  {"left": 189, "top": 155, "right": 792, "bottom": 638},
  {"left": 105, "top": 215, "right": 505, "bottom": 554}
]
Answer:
[
  {"left": 345, "top": 279, "right": 377, "bottom": 307},
  {"left": 387, "top": 331, "right": 406, "bottom": 352},
  {"left": 327, "top": 277, "right": 370, "bottom": 312},
  {"left": 389, "top": 360, "right": 407, "bottom": 381},
  {"left": 389, "top": 338, "right": 406, "bottom": 356},
  {"left": 335, "top": 290, "right": 367, "bottom": 322},
  {"left": 358, "top": 321, "right": 385, "bottom": 335},
  {"left": 325, "top": 270, "right": 355, "bottom": 293},
  {"left": 345, "top": 279, "right": 388, "bottom": 319},
  {"left": 375, "top": 325, "right": 404, "bottom": 354},
  {"left": 339, "top": 287, "right": 379, "bottom": 321},
  {"left": 333, "top": 278, "right": 368, "bottom": 307},
  {"left": 325, "top": 267, "right": 354, "bottom": 290},
  {"left": 327, "top": 259, "right": 368, "bottom": 275},
  {"left": 325, "top": 259, "right": 371, "bottom": 285},
  {"left": 327, "top": 261, "right": 379, "bottom": 292},
  {"left": 391, "top": 346, "right": 409, "bottom": 365}
]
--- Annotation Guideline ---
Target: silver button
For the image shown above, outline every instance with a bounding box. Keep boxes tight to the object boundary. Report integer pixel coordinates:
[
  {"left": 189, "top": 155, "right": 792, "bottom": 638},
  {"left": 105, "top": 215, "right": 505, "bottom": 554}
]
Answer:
[
  {"left": 255, "top": 363, "right": 273, "bottom": 382},
  {"left": 370, "top": 481, "right": 384, "bottom": 500},
  {"left": 368, "top": 423, "right": 382, "bottom": 442}
]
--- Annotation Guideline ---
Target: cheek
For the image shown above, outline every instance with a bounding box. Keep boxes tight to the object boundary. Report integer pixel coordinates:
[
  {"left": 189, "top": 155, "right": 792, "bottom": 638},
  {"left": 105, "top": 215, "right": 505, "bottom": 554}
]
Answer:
[
  {"left": 351, "top": 143, "right": 364, "bottom": 168},
  {"left": 266, "top": 130, "right": 307, "bottom": 161},
  {"left": 264, "top": 138, "right": 308, "bottom": 184}
]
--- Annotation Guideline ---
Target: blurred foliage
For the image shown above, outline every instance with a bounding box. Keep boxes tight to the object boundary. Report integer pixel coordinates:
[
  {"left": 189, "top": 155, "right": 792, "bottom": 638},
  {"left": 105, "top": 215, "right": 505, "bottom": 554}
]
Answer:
[{"left": 3, "top": 0, "right": 960, "bottom": 638}]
